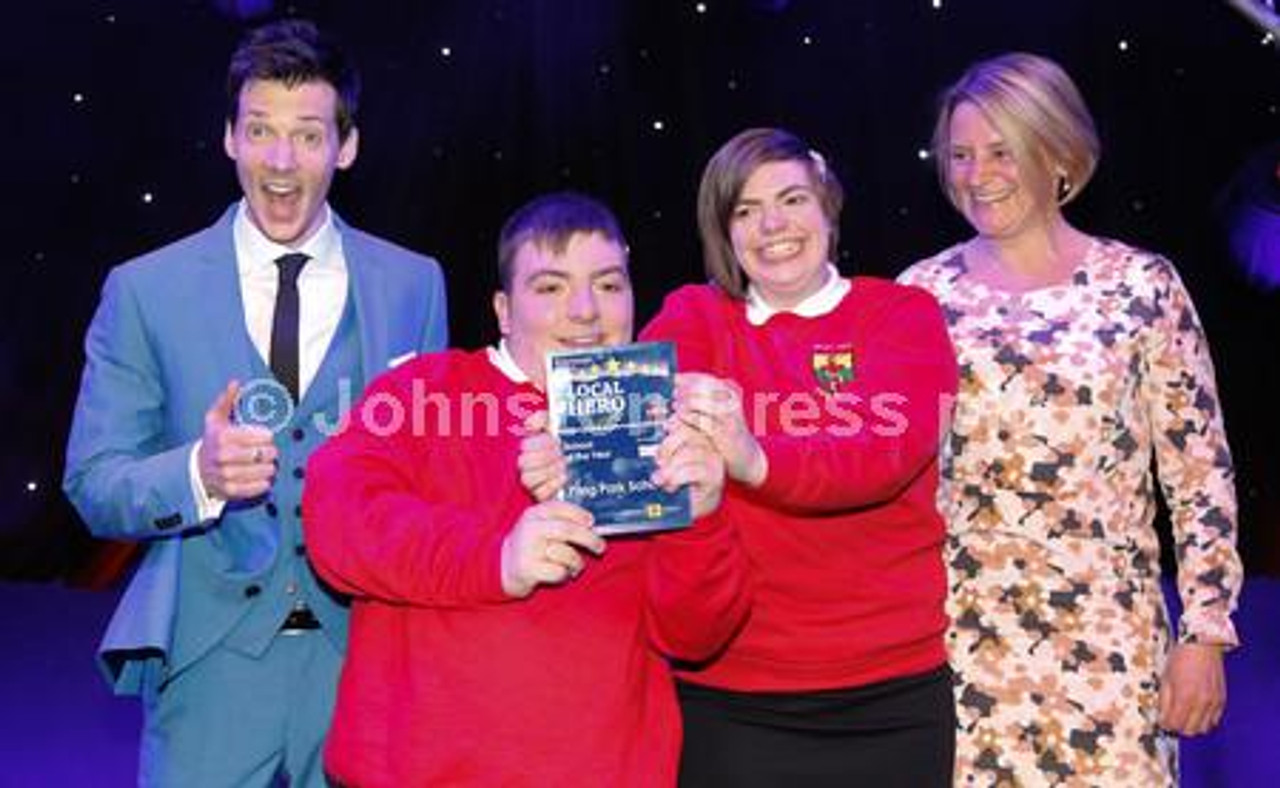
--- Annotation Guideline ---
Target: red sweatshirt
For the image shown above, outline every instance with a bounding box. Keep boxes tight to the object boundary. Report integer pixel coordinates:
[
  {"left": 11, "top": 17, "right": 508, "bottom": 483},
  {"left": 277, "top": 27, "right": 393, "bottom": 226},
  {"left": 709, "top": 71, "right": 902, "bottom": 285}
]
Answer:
[
  {"left": 640, "top": 278, "right": 957, "bottom": 692},
  {"left": 303, "top": 350, "right": 750, "bottom": 787}
]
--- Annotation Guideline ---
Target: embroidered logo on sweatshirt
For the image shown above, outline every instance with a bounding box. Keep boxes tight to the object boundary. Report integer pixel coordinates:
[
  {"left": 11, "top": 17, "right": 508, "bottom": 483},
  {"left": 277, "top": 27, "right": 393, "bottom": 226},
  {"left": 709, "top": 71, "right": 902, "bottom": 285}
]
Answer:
[{"left": 811, "top": 344, "right": 855, "bottom": 393}]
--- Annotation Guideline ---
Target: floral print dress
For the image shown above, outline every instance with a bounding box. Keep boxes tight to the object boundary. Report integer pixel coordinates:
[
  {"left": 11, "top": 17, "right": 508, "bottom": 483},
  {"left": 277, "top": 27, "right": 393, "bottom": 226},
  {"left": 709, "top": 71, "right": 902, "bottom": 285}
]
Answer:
[{"left": 899, "top": 238, "right": 1242, "bottom": 787}]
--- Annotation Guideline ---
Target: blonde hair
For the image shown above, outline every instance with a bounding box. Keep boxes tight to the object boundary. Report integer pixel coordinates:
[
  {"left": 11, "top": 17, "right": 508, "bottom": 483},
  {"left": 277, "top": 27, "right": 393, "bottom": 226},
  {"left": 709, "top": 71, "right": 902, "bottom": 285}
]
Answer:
[{"left": 932, "top": 52, "right": 1099, "bottom": 209}]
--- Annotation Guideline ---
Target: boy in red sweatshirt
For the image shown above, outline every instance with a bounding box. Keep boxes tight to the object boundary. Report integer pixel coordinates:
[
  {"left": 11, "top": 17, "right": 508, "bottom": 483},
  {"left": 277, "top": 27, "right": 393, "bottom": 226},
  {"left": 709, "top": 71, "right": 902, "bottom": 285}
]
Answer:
[{"left": 303, "top": 192, "right": 750, "bottom": 787}]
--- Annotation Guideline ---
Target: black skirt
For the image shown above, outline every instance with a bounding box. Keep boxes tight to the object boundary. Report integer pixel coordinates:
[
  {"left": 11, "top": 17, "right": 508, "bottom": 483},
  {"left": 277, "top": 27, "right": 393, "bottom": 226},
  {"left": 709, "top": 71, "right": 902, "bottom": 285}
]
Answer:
[{"left": 677, "top": 664, "right": 956, "bottom": 787}]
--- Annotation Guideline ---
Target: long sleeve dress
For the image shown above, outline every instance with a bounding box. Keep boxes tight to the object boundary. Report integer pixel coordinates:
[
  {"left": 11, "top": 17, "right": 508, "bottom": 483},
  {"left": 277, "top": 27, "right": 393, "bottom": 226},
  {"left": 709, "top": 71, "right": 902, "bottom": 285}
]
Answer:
[{"left": 899, "top": 238, "right": 1242, "bottom": 787}]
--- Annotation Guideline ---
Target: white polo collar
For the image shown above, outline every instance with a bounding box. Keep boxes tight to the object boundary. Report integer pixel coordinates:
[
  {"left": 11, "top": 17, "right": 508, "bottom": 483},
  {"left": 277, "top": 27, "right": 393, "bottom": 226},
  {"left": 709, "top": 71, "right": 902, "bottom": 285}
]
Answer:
[
  {"left": 487, "top": 340, "right": 533, "bottom": 386},
  {"left": 745, "top": 263, "right": 850, "bottom": 325}
]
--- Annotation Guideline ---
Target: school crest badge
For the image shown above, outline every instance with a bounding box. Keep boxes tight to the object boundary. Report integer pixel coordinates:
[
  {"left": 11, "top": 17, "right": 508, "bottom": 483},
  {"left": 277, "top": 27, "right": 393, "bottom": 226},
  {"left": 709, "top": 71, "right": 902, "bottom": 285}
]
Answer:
[{"left": 811, "top": 345, "right": 855, "bottom": 393}]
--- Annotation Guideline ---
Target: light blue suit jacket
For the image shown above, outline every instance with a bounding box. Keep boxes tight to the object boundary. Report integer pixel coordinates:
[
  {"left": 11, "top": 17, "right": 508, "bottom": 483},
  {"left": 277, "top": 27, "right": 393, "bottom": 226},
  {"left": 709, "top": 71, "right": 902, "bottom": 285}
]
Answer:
[{"left": 64, "top": 204, "right": 448, "bottom": 694}]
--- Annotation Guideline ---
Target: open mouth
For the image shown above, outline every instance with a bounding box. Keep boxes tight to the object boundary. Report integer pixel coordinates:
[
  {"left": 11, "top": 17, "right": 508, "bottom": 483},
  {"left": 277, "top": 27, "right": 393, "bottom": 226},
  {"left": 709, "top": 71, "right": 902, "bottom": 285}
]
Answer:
[
  {"left": 972, "top": 188, "right": 1014, "bottom": 204},
  {"left": 263, "top": 182, "right": 301, "bottom": 200},
  {"left": 758, "top": 239, "right": 803, "bottom": 261}
]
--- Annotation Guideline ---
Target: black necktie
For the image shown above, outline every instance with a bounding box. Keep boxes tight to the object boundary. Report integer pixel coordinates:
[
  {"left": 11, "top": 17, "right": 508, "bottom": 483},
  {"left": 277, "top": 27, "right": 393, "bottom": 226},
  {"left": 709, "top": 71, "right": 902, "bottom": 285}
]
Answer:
[{"left": 270, "top": 252, "right": 309, "bottom": 403}]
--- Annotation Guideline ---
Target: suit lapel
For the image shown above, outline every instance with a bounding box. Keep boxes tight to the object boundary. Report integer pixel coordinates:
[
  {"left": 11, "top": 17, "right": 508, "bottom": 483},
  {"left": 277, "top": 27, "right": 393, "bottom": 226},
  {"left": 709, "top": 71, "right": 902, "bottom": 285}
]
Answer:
[
  {"left": 339, "top": 219, "right": 390, "bottom": 387},
  {"left": 195, "top": 207, "right": 261, "bottom": 384}
]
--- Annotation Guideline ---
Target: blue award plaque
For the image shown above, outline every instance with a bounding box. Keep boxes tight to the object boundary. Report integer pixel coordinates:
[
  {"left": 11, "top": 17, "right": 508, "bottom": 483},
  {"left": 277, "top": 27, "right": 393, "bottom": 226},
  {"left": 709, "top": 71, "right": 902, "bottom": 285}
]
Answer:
[{"left": 545, "top": 341, "right": 691, "bottom": 536}]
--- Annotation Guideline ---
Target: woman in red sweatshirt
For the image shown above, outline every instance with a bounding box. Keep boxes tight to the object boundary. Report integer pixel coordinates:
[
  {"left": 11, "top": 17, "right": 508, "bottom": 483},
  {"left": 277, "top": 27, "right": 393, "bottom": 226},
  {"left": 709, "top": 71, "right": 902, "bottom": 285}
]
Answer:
[{"left": 640, "top": 128, "right": 959, "bottom": 786}]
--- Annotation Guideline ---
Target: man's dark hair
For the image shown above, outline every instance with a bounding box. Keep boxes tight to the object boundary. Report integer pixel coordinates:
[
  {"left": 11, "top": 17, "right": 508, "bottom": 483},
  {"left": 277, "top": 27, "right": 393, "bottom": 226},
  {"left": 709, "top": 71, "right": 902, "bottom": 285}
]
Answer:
[
  {"left": 497, "top": 192, "right": 629, "bottom": 293},
  {"left": 226, "top": 19, "right": 360, "bottom": 141}
]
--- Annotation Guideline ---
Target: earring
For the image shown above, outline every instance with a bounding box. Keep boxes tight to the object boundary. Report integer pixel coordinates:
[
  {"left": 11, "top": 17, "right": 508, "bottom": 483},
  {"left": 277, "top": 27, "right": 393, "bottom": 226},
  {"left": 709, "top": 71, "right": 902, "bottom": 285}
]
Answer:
[{"left": 1056, "top": 173, "right": 1073, "bottom": 204}]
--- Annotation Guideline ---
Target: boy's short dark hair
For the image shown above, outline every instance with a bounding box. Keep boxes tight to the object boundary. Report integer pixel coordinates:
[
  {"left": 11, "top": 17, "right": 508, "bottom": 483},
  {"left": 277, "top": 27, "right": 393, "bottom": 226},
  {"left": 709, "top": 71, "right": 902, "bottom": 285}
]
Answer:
[{"left": 497, "top": 192, "right": 629, "bottom": 292}]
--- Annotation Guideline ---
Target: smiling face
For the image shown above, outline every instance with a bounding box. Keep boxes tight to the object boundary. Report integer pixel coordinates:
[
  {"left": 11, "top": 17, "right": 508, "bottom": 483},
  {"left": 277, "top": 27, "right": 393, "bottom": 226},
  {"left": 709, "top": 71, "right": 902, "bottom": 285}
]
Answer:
[
  {"left": 224, "top": 78, "right": 358, "bottom": 247},
  {"left": 945, "top": 101, "right": 1057, "bottom": 242},
  {"left": 728, "top": 159, "right": 833, "bottom": 309},
  {"left": 493, "top": 231, "right": 634, "bottom": 389}
]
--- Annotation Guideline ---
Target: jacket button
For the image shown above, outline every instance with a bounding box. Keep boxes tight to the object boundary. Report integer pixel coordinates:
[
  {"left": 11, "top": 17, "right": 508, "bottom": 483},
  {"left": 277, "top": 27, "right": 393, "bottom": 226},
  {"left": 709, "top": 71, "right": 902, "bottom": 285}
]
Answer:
[
  {"left": 244, "top": 584, "right": 261, "bottom": 598},
  {"left": 294, "top": 544, "right": 306, "bottom": 556},
  {"left": 294, "top": 504, "right": 303, "bottom": 518},
  {"left": 292, "top": 428, "right": 306, "bottom": 442},
  {"left": 292, "top": 467, "right": 305, "bottom": 480},
  {"left": 265, "top": 502, "right": 278, "bottom": 518}
]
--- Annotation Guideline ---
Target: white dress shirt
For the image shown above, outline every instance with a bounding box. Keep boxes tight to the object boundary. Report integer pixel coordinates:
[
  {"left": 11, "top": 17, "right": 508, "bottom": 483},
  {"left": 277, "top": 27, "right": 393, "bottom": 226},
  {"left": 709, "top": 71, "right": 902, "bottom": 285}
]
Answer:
[
  {"left": 232, "top": 201, "right": 350, "bottom": 395},
  {"left": 190, "top": 201, "right": 351, "bottom": 519}
]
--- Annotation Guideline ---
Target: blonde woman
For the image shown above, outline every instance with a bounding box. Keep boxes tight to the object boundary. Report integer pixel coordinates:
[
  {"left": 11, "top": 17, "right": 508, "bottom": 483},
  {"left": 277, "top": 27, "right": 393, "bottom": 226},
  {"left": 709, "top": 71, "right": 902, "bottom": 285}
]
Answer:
[{"left": 899, "top": 52, "right": 1242, "bottom": 786}]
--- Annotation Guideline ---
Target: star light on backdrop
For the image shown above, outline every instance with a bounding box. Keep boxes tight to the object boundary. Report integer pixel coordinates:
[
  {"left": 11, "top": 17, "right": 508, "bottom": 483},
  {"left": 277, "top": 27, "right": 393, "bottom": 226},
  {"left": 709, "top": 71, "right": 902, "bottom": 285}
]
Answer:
[
  {"left": 1225, "top": 0, "right": 1280, "bottom": 47},
  {"left": 6, "top": 0, "right": 1278, "bottom": 590},
  {"left": 3, "top": 5, "right": 1278, "bottom": 786}
]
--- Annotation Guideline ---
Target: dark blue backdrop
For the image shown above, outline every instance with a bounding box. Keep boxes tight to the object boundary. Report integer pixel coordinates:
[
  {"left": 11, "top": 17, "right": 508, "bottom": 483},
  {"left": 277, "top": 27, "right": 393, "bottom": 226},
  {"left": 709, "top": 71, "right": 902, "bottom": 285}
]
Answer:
[{"left": 0, "top": 2, "right": 1275, "bottom": 783}]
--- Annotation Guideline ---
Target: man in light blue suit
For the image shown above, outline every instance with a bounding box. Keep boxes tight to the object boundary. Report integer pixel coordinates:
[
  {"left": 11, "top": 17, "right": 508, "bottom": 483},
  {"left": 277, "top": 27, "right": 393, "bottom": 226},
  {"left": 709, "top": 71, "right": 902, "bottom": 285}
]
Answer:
[{"left": 63, "top": 19, "right": 448, "bottom": 787}]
